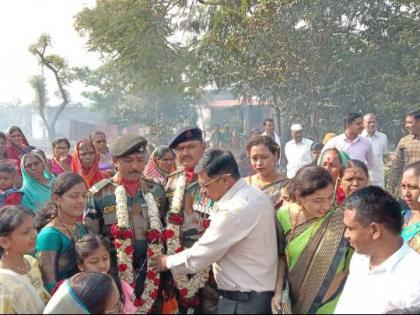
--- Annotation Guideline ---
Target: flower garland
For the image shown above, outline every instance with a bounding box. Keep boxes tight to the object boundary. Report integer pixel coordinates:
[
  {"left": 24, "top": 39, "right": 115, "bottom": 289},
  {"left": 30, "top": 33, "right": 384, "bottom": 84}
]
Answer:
[
  {"left": 165, "top": 174, "right": 210, "bottom": 314},
  {"left": 113, "top": 185, "right": 134, "bottom": 284},
  {"left": 112, "top": 184, "right": 164, "bottom": 314}
]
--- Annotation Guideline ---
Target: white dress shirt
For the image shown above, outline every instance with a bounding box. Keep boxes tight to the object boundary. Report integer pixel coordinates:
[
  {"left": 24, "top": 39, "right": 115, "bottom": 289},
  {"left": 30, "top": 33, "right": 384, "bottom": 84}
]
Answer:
[
  {"left": 166, "top": 179, "right": 278, "bottom": 292},
  {"left": 335, "top": 242, "right": 420, "bottom": 314},
  {"left": 285, "top": 137, "right": 313, "bottom": 178},
  {"left": 322, "top": 133, "right": 374, "bottom": 170},
  {"left": 361, "top": 130, "right": 389, "bottom": 187}
]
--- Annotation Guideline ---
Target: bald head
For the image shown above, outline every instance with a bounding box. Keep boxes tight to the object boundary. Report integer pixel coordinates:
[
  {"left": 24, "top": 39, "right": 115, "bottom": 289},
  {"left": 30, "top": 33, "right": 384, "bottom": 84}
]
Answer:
[{"left": 363, "top": 113, "right": 377, "bottom": 135}]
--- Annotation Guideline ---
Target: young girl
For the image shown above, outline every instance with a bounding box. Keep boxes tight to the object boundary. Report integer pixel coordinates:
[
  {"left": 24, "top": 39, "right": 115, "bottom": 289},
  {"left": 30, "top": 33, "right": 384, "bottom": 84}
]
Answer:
[
  {"left": 0, "top": 205, "right": 50, "bottom": 314},
  {"left": 35, "top": 172, "right": 89, "bottom": 293},
  {"left": 75, "top": 234, "right": 136, "bottom": 314}
]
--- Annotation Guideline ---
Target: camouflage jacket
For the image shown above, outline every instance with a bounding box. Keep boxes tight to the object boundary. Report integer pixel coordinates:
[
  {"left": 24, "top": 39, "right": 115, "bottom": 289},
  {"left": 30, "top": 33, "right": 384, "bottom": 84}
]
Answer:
[
  {"left": 84, "top": 174, "right": 166, "bottom": 296},
  {"left": 165, "top": 170, "right": 215, "bottom": 248}
]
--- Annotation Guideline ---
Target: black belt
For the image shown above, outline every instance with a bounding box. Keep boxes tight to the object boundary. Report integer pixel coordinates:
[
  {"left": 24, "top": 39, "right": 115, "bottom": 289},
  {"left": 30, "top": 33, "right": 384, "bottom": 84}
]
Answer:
[{"left": 218, "top": 289, "right": 274, "bottom": 302}]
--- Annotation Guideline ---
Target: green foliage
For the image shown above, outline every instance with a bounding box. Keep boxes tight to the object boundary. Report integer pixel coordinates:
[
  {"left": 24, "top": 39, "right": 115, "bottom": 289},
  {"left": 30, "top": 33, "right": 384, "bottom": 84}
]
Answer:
[
  {"left": 185, "top": 0, "right": 420, "bottom": 142},
  {"left": 74, "top": 0, "right": 419, "bottom": 143},
  {"left": 74, "top": 0, "right": 194, "bottom": 132}
]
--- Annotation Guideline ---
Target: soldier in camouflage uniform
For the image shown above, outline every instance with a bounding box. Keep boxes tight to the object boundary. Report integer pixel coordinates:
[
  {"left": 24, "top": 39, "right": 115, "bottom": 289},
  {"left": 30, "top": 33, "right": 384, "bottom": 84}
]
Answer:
[
  {"left": 83, "top": 135, "right": 166, "bottom": 311},
  {"left": 165, "top": 127, "right": 219, "bottom": 313}
]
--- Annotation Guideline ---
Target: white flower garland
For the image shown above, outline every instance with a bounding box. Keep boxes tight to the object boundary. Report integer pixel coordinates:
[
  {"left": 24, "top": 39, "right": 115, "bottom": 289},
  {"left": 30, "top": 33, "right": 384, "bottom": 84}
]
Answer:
[
  {"left": 114, "top": 184, "right": 164, "bottom": 314},
  {"left": 137, "top": 192, "right": 164, "bottom": 313},
  {"left": 166, "top": 174, "right": 210, "bottom": 314},
  {"left": 115, "top": 185, "right": 134, "bottom": 284}
]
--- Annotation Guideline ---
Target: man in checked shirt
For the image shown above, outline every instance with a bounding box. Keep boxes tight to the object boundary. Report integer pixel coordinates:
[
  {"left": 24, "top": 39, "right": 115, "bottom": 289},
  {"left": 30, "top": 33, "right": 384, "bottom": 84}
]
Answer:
[{"left": 389, "top": 109, "right": 420, "bottom": 195}]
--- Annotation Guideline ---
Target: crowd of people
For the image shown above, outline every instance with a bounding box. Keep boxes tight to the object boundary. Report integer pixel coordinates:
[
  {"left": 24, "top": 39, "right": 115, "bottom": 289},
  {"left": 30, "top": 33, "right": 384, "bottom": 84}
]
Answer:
[{"left": 0, "top": 109, "right": 419, "bottom": 314}]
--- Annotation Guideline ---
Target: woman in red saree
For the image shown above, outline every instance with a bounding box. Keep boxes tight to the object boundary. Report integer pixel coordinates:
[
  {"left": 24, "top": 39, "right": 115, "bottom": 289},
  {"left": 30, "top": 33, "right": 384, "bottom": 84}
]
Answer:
[
  {"left": 0, "top": 132, "right": 20, "bottom": 174},
  {"left": 6, "top": 126, "right": 35, "bottom": 160},
  {"left": 71, "top": 139, "right": 107, "bottom": 188}
]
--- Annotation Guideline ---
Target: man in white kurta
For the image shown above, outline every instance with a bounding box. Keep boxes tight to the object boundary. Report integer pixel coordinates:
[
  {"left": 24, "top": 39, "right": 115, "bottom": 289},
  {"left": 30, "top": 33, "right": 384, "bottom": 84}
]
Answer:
[
  {"left": 284, "top": 124, "right": 313, "bottom": 178},
  {"left": 361, "top": 113, "right": 388, "bottom": 187},
  {"left": 151, "top": 149, "right": 278, "bottom": 314}
]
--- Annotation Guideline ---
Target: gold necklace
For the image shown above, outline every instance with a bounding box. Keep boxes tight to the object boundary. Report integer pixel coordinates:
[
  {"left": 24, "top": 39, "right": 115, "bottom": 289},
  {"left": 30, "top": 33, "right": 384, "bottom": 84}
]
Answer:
[
  {"left": 56, "top": 216, "right": 77, "bottom": 238},
  {"left": 255, "top": 174, "right": 277, "bottom": 196},
  {"left": 1, "top": 257, "right": 28, "bottom": 274}
]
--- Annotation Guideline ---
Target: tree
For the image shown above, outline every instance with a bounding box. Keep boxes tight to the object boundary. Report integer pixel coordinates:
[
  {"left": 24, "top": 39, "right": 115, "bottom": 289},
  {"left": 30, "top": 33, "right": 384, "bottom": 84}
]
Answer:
[
  {"left": 74, "top": 0, "right": 194, "bottom": 136},
  {"left": 73, "top": 0, "right": 419, "bottom": 143},
  {"left": 184, "top": 0, "right": 420, "bottom": 142},
  {"left": 29, "top": 33, "right": 73, "bottom": 141}
]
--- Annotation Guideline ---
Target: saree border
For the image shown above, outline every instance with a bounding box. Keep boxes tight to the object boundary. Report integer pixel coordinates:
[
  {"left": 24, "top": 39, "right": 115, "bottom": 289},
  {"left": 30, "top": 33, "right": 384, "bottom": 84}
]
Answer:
[{"left": 290, "top": 207, "right": 348, "bottom": 314}]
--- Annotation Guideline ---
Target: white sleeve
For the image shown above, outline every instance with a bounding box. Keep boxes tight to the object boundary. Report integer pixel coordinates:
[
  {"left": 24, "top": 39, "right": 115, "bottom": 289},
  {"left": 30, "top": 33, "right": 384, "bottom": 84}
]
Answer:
[{"left": 166, "top": 203, "right": 261, "bottom": 275}]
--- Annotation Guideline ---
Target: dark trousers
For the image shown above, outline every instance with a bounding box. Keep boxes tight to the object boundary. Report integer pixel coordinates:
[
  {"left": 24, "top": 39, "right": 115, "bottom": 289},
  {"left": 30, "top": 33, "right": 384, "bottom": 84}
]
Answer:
[{"left": 216, "top": 291, "right": 273, "bottom": 314}]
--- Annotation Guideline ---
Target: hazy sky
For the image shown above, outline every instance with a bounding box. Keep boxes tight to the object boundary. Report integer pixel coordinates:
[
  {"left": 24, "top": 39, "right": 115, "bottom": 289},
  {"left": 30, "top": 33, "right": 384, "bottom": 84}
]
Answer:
[{"left": 0, "top": 0, "right": 100, "bottom": 105}]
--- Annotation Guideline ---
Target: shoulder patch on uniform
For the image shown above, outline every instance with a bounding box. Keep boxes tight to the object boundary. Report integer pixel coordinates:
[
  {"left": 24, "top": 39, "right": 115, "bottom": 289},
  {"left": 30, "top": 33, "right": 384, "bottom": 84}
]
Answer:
[
  {"left": 89, "top": 178, "right": 113, "bottom": 195},
  {"left": 104, "top": 205, "right": 117, "bottom": 213}
]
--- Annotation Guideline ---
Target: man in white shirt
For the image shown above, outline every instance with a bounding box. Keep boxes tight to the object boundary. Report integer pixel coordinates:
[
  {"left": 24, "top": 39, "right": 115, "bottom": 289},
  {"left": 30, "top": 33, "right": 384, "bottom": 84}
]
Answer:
[
  {"left": 151, "top": 149, "right": 278, "bottom": 314},
  {"left": 284, "top": 124, "right": 313, "bottom": 178},
  {"left": 361, "top": 113, "right": 388, "bottom": 187},
  {"left": 261, "top": 118, "right": 282, "bottom": 167},
  {"left": 335, "top": 186, "right": 420, "bottom": 314},
  {"left": 261, "top": 118, "right": 281, "bottom": 148},
  {"left": 322, "top": 112, "right": 374, "bottom": 170}
]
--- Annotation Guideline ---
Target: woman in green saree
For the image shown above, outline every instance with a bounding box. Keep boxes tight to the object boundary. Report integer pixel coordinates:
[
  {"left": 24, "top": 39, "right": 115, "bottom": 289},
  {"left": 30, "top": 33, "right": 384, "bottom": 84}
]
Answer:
[
  {"left": 400, "top": 161, "right": 420, "bottom": 253},
  {"left": 246, "top": 136, "right": 288, "bottom": 208},
  {"left": 19, "top": 152, "right": 55, "bottom": 213},
  {"left": 35, "top": 172, "right": 89, "bottom": 293},
  {"left": 272, "top": 166, "right": 352, "bottom": 314}
]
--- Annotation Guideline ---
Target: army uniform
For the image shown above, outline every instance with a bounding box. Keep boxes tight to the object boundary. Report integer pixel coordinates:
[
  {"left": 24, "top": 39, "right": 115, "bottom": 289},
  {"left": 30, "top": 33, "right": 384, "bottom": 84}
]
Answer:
[
  {"left": 83, "top": 135, "right": 166, "bottom": 308},
  {"left": 165, "top": 169, "right": 215, "bottom": 248},
  {"left": 165, "top": 127, "right": 219, "bottom": 314}
]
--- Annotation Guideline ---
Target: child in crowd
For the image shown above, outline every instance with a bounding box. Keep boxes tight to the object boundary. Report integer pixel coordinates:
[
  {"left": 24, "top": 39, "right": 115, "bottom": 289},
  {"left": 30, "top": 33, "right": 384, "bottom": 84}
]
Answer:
[
  {"left": 0, "top": 205, "right": 50, "bottom": 314},
  {"left": 43, "top": 272, "right": 120, "bottom": 314},
  {"left": 310, "top": 143, "right": 324, "bottom": 165},
  {"left": 0, "top": 165, "right": 23, "bottom": 207},
  {"left": 0, "top": 164, "right": 16, "bottom": 192},
  {"left": 75, "top": 234, "right": 136, "bottom": 314}
]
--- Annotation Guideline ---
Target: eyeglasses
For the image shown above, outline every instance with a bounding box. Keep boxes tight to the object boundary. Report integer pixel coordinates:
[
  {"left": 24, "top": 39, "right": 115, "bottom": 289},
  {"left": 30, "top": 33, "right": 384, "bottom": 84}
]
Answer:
[{"left": 199, "top": 173, "right": 231, "bottom": 188}]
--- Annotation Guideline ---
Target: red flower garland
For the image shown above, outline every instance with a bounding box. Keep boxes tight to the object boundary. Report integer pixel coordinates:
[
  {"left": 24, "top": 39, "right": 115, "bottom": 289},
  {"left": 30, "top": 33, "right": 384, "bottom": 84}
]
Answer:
[{"left": 168, "top": 214, "right": 184, "bottom": 225}]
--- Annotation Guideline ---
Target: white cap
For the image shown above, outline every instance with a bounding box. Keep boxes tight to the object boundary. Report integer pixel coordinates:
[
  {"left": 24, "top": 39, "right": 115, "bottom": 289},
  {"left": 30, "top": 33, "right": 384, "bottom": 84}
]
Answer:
[{"left": 291, "top": 123, "right": 303, "bottom": 131}]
